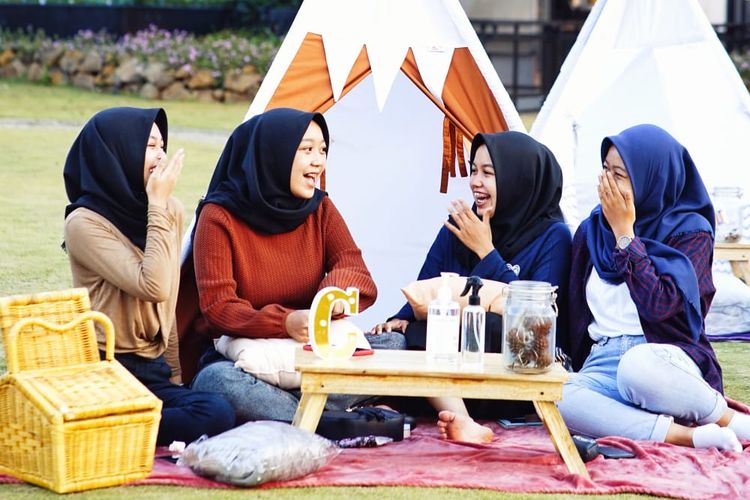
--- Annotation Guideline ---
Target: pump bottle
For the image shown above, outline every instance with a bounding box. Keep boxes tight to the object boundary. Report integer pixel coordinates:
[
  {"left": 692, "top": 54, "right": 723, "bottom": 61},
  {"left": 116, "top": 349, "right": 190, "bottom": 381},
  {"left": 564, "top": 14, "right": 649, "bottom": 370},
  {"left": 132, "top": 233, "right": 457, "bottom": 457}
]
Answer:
[
  {"left": 460, "top": 276, "right": 485, "bottom": 370},
  {"left": 425, "top": 272, "right": 460, "bottom": 364}
]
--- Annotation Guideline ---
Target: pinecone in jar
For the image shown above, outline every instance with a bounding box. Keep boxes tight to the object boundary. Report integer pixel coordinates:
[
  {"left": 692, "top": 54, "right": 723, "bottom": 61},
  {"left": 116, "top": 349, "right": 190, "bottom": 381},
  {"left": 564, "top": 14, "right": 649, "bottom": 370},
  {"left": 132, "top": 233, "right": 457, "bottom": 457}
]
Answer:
[
  {"left": 507, "top": 327, "right": 526, "bottom": 355},
  {"left": 524, "top": 316, "right": 553, "bottom": 336},
  {"left": 537, "top": 318, "right": 553, "bottom": 366},
  {"left": 523, "top": 316, "right": 554, "bottom": 369}
]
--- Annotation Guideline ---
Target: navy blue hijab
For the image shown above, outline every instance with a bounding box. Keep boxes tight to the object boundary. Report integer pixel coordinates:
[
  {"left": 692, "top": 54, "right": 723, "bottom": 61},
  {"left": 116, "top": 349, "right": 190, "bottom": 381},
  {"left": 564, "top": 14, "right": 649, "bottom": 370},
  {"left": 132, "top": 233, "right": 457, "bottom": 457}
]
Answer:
[
  {"left": 584, "top": 124, "right": 715, "bottom": 341},
  {"left": 64, "top": 107, "right": 168, "bottom": 250},
  {"left": 198, "top": 108, "right": 328, "bottom": 234},
  {"left": 455, "top": 131, "right": 565, "bottom": 267}
]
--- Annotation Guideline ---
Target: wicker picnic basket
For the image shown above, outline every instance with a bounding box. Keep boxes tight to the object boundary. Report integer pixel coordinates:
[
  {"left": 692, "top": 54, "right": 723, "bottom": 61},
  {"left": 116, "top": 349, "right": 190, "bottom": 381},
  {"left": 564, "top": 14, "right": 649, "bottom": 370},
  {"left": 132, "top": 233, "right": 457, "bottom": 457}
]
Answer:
[{"left": 0, "top": 288, "right": 162, "bottom": 493}]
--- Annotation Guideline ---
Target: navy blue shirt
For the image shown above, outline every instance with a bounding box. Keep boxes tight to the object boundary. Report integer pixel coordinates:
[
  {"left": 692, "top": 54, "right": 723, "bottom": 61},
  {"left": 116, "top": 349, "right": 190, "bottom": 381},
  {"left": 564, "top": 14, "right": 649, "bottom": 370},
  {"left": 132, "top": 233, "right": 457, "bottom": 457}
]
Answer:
[{"left": 392, "top": 221, "right": 572, "bottom": 350}]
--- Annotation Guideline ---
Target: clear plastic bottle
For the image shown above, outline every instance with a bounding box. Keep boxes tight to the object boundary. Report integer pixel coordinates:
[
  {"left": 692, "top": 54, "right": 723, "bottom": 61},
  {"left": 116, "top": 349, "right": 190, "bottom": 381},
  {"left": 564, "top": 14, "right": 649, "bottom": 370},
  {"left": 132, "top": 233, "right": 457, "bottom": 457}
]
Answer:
[
  {"left": 425, "top": 272, "right": 460, "bottom": 365},
  {"left": 460, "top": 276, "right": 485, "bottom": 371},
  {"left": 502, "top": 280, "right": 557, "bottom": 373}
]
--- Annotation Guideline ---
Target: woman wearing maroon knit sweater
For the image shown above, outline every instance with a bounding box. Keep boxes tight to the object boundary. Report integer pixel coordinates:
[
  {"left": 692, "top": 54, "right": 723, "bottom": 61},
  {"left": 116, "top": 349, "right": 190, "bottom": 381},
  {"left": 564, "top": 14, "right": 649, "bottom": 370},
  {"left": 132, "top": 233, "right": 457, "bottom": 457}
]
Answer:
[{"left": 177, "top": 108, "right": 405, "bottom": 422}]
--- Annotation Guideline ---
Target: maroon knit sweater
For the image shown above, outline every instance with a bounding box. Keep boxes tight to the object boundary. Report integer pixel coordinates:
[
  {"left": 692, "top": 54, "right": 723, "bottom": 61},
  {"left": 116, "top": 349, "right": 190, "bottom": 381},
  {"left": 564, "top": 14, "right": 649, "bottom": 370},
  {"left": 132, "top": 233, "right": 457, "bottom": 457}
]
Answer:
[{"left": 177, "top": 198, "right": 377, "bottom": 382}]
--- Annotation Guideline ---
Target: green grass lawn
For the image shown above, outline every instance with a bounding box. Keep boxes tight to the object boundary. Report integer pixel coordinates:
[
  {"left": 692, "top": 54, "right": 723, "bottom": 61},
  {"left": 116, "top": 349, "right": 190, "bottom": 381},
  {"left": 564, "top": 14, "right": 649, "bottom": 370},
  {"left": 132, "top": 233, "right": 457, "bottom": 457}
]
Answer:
[
  {"left": 0, "top": 81, "right": 747, "bottom": 499},
  {"left": 0, "top": 80, "right": 250, "bottom": 132}
]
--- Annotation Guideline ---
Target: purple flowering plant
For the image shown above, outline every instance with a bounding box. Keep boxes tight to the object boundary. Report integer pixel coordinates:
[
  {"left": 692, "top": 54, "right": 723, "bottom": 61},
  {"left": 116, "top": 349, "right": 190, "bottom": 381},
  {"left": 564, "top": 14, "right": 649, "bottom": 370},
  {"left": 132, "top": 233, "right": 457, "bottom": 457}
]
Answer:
[{"left": 1, "top": 24, "right": 280, "bottom": 76}]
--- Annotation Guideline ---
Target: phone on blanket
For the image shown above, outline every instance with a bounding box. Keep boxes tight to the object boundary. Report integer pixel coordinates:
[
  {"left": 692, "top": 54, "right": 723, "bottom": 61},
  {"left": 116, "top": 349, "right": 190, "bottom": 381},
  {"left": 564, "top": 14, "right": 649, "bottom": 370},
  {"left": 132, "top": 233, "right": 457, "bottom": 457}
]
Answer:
[
  {"left": 303, "top": 344, "right": 375, "bottom": 356},
  {"left": 497, "top": 415, "right": 543, "bottom": 428},
  {"left": 597, "top": 444, "right": 635, "bottom": 459},
  {"left": 573, "top": 434, "right": 636, "bottom": 460}
]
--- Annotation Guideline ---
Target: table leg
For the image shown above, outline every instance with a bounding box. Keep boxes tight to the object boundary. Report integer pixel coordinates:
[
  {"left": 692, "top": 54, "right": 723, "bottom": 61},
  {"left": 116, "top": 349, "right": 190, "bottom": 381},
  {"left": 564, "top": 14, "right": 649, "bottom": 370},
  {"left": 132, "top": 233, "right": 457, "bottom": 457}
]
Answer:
[
  {"left": 292, "top": 392, "right": 328, "bottom": 432},
  {"left": 533, "top": 400, "right": 590, "bottom": 480}
]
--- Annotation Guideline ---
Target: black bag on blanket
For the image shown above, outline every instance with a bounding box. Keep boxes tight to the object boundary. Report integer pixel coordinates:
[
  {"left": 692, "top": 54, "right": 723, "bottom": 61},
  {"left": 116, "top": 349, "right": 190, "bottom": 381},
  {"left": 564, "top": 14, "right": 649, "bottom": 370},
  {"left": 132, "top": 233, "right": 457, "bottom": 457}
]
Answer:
[{"left": 315, "top": 407, "right": 405, "bottom": 441}]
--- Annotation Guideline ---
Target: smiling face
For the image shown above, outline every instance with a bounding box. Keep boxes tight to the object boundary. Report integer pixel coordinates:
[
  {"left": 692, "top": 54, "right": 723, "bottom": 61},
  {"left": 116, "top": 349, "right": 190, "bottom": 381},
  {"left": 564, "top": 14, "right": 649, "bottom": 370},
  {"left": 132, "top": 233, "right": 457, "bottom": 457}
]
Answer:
[
  {"left": 143, "top": 123, "right": 166, "bottom": 188},
  {"left": 469, "top": 144, "right": 497, "bottom": 217},
  {"left": 289, "top": 120, "right": 327, "bottom": 199},
  {"left": 602, "top": 145, "right": 634, "bottom": 201}
]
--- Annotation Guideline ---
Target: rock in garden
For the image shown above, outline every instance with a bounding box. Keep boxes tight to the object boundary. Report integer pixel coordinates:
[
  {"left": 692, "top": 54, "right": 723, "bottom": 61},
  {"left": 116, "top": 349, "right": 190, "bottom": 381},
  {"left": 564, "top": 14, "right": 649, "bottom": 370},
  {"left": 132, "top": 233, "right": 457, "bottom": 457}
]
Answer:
[
  {"left": 95, "top": 66, "right": 115, "bottom": 87},
  {"left": 49, "top": 70, "right": 68, "bottom": 86},
  {"left": 39, "top": 45, "right": 65, "bottom": 67},
  {"left": 194, "top": 89, "right": 215, "bottom": 102},
  {"left": 59, "top": 50, "right": 84, "bottom": 73},
  {"left": 223, "top": 90, "right": 248, "bottom": 103},
  {"left": 140, "top": 83, "right": 160, "bottom": 100},
  {"left": 27, "top": 63, "right": 43, "bottom": 82},
  {"left": 79, "top": 51, "right": 103, "bottom": 74},
  {"left": 224, "top": 71, "right": 262, "bottom": 94},
  {"left": 0, "top": 48, "right": 15, "bottom": 67},
  {"left": 115, "top": 58, "right": 144, "bottom": 84},
  {"left": 212, "top": 88, "right": 225, "bottom": 102},
  {"left": 174, "top": 65, "right": 191, "bottom": 80},
  {"left": 144, "top": 62, "right": 174, "bottom": 89},
  {"left": 187, "top": 69, "right": 216, "bottom": 90},
  {"left": 161, "top": 82, "right": 191, "bottom": 100},
  {"left": 72, "top": 72, "right": 96, "bottom": 91},
  {"left": 0, "top": 59, "right": 26, "bottom": 78},
  {"left": 11, "top": 60, "right": 27, "bottom": 78}
]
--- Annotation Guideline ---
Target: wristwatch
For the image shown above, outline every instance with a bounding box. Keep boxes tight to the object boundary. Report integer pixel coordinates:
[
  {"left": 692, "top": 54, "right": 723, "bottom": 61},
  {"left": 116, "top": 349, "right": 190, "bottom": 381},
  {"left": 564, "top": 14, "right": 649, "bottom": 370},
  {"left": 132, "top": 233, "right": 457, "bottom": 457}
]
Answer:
[{"left": 616, "top": 235, "right": 633, "bottom": 250}]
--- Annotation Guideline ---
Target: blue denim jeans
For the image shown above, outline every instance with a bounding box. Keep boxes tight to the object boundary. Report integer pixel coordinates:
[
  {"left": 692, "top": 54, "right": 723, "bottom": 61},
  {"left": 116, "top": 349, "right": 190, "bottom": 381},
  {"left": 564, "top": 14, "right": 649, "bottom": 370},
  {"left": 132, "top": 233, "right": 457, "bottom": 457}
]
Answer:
[
  {"left": 557, "top": 335, "right": 726, "bottom": 441},
  {"left": 191, "top": 332, "right": 407, "bottom": 423},
  {"left": 111, "top": 352, "right": 235, "bottom": 445}
]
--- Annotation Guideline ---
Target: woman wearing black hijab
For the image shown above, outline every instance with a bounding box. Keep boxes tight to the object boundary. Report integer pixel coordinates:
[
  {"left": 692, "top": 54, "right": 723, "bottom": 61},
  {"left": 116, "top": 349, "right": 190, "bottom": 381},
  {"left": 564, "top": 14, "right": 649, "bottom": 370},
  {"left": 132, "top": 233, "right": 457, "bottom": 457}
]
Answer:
[
  {"left": 64, "top": 107, "right": 235, "bottom": 445},
  {"left": 177, "top": 108, "right": 404, "bottom": 423},
  {"left": 373, "top": 131, "right": 572, "bottom": 443}
]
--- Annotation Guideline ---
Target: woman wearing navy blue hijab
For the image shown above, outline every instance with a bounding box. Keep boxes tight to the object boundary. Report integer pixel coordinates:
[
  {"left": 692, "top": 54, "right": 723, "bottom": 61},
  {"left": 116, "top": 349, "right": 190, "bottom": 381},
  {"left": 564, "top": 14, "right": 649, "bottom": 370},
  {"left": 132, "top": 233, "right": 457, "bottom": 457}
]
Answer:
[
  {"left": 559, "top": 124, "right": 750, "bottom": 451},
  {"left": 373, "top": 131, "right": 572, "bottom": 444},
  {"left": 64, "top": 107, "right": 235, "bottom": 445}
]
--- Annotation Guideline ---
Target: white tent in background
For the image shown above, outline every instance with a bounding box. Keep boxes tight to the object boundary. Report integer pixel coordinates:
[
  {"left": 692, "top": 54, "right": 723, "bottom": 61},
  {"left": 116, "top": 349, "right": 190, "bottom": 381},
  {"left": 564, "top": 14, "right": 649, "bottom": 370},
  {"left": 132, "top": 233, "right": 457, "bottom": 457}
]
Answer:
[
  {"left": 245, "top": 0, "right": 523, "bottom": 324},
  {"left": 531, "top": 0, "right": 750, "bottom": 228}
]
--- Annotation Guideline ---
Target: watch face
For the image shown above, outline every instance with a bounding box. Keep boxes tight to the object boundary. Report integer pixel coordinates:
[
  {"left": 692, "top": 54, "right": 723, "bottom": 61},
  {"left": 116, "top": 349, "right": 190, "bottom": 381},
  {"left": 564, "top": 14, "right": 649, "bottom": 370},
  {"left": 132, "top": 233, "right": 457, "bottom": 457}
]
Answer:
[{"left": 617, "top": 236, "right": 632, "bottom": 249}]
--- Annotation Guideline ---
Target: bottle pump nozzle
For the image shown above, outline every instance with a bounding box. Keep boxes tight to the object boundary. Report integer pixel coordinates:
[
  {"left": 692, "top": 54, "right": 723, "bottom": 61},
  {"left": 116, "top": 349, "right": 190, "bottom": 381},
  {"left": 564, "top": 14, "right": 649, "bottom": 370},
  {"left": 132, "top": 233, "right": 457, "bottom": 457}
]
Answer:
[{"left": 460, "top": 276, "right": 484, "bottom": 306}]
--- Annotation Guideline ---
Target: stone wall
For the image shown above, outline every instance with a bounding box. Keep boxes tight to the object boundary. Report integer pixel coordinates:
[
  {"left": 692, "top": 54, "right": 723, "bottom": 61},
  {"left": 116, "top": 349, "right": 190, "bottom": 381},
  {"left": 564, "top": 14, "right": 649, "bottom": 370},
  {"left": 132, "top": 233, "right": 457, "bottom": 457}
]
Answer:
[{"left": 0, "top": 46, "right": 263, "bottom": 103}]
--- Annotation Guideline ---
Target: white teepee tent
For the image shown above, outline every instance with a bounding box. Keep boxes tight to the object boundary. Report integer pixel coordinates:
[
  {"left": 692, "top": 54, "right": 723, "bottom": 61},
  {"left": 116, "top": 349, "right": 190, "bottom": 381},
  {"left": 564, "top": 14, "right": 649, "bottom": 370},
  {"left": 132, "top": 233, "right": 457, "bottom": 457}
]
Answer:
[
  {"left": 245, "top": 0, "right": 524, "bottom": 325},
  {"left": 531, "top": 0, "right": 750, "bottom": 228}
]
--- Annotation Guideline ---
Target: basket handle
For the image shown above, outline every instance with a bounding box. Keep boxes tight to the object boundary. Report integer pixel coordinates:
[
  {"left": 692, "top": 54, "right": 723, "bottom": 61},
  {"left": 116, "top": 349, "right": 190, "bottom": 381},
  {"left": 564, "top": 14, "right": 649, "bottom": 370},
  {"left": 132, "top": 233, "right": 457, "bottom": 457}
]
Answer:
[{"left": 5, "top": 310, "right": 116, "bottom": 374}]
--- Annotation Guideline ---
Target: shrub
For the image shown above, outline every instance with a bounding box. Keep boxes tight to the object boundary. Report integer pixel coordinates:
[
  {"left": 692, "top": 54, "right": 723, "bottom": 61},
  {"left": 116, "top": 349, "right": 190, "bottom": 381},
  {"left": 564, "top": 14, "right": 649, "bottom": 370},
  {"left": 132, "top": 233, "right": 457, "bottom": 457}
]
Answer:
[
  {"left": 0, "top": 24, "right": 281, "bottom": 76},
  {"left": 731, "top": 50, "right": 750, "bottom": 89},
  {"left": 117, "top": 25, "right": 280, "bottom": 76},
  {"left": 0, "top": 28, "right": 49, "bottom": 64}
]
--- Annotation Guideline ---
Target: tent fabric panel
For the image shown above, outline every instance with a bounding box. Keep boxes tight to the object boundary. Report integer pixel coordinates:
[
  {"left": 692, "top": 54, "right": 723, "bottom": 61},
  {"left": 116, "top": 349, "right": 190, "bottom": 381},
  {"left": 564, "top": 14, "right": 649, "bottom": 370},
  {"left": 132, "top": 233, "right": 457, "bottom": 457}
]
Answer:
[
  {"left": 401, "top": 48, "right": 509, "bottom": 192},
  {"left": 267, "top": 33, "right": 372, "bottom": 116},
  {"left": 401, "top": 48, "right": 509, "bottom": 139}
]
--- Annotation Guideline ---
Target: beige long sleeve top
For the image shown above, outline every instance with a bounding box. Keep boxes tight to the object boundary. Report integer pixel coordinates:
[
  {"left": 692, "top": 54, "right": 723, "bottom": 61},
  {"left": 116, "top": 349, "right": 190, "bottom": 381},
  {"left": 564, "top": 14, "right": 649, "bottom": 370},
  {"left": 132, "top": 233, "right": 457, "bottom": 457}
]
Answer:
[{"left": 63, "top": 200, "right": 184, "bottom": 378}]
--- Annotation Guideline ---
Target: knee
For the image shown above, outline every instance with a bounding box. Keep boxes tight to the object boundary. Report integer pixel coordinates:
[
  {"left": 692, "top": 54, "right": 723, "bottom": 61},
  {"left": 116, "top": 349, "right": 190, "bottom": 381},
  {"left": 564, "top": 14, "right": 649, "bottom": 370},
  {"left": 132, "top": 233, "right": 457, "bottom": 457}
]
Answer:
[
  {"left": 372, "top": 332, "right": 406, "bottom": 350},
  {"left": 193, "top": 392, "right": 236, "bottom": 436},
  {"left": 192, "top": 361, "right": 257, "bottom": 391},
  {"left": 617, "top": 343, "right": 658, "bottom": 400}
]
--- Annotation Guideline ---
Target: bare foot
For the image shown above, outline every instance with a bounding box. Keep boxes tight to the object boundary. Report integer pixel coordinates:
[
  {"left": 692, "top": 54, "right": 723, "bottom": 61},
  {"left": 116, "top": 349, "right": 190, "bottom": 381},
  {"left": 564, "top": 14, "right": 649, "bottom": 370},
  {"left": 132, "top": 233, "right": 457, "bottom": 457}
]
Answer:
[{"left": 437, "top": 410, "right": 493, "bottom": 444}]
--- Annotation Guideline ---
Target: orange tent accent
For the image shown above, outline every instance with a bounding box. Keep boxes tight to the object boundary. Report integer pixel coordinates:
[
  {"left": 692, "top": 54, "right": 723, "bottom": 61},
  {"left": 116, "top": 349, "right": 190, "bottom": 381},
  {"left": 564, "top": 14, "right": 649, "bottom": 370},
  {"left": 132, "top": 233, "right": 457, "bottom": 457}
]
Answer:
[{"left": 266, "top": 33, "right": 509, "bottom": 192}]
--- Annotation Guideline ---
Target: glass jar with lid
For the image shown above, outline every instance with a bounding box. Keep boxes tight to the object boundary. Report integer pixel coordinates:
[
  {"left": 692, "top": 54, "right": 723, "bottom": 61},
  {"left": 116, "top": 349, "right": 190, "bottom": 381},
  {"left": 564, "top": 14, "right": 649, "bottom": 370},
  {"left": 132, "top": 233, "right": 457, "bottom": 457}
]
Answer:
[
  {"left": 711, "top": 186, "right": 744, "bottom": 243},
  {"left": 502, "top": 280, "right": 557, "bottom": 373}
]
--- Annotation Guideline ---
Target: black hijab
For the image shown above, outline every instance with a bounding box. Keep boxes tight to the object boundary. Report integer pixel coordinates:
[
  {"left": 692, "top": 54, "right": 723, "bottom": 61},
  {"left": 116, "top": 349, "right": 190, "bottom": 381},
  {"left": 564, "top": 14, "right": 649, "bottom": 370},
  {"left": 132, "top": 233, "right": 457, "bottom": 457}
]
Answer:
[
  {"left": 457, "top": 131, "right": 564, "bottom": 264},
  {"left": 199, "top": 107, "right": 329, "bottom": 234},
  {"left": 64, "top": 107, "right": 168, "bottom": 250}
]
